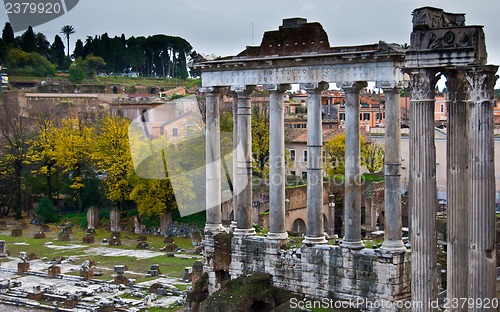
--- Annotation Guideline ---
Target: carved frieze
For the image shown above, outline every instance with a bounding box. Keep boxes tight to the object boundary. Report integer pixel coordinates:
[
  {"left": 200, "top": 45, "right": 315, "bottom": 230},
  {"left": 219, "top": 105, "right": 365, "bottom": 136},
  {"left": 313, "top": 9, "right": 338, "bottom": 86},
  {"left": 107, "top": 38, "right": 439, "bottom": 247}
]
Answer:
[
  {"left": 412, "top": 7, "right": 465, "bottom": 30},
  {"left": 410, "top": 27, "right": 484, "bottom": 52}
]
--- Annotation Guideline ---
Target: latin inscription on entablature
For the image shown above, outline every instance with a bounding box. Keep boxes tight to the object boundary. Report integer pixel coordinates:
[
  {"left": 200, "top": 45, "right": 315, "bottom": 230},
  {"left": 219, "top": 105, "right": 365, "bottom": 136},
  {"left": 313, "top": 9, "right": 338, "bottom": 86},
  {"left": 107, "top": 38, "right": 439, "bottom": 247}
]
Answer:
[{"left": 201, "top": 63, "right": 402, "bottom": 87}]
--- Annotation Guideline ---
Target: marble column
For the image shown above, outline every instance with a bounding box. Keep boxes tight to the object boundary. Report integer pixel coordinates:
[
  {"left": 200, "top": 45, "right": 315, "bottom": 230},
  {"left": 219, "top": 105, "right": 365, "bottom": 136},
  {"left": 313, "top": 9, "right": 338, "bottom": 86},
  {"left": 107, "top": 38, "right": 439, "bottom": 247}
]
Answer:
[
  {"left": 234, "top": 86, "right": 256, "bottom": 236},
  {"left": 408, "top": 69, "right": 440, "bottom": 311},
  {"left": 204, "top": 87, "right": 225, "bottom": 234},
  {"left": 380, "top": 86, "right": 406, "bottom": 253},
  {"left": 302, "top": 82, "right": 328, "bottom": 245},
  {"left": 267, "top": 84, "right": 290, "bottom": 240},
  {"left": 445, "top": 70, "right": 469, "bottom": 307},
  {"left": 340, "top": 81, "right": 367, "bottom": 250},
  {"left": 465, "top": 66, "right": 498, "bottom": 307},
  {"left": 230, "top": 94, "right": 238, "bottom": 231}
]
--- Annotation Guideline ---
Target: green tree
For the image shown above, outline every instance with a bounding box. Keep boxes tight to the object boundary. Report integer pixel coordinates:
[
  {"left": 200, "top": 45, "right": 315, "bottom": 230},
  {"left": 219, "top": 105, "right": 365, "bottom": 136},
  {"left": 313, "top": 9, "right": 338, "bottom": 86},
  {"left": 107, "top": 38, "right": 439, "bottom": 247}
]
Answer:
[
  {"left": 77, "top": 54, "right": 106, "bottom": 78},
  {"left": 252, "top": 107, "right": 270, "bottom": 177},
  {"left": 49, "top": 35, "right": 67, "bottom": 70},
  {"left": 60, "top": 25, "right": 75, "bottom": 60},
  {"left": 73, "top": 39, "right": 84, "bottom": 60},
  {"left": 35, "top": 197, "right": 60, "bottom": 223},
  {"left": 2, "top": 22, "right": 15, "bottom": 47},
  {"left": 18, "top": 26, "right": 36, "bottom": 53},
  {"left": 7, "top": 48, "right": 56, "bottom": 76},
  {"left": 69, "top": 65, "right": 85, "bottom": 83},
  {"left": 324, "top": 132, "right": 372, "bottom": 176}
]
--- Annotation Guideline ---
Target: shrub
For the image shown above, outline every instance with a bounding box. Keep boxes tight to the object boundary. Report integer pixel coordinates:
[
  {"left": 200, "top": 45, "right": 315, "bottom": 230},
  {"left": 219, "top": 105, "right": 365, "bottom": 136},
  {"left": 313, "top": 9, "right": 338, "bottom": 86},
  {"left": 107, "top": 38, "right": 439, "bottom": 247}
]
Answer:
[{"left": 35, "top": 197, "right": 60, "bottom": 223}]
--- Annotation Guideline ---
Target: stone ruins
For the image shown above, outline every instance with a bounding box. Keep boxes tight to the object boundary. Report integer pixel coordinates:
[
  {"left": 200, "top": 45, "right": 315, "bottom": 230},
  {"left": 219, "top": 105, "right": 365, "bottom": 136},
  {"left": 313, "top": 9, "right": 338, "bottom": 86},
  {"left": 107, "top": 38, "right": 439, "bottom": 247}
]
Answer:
[{"left": 197, "top": 7, "right": 497, "bottom": 311}]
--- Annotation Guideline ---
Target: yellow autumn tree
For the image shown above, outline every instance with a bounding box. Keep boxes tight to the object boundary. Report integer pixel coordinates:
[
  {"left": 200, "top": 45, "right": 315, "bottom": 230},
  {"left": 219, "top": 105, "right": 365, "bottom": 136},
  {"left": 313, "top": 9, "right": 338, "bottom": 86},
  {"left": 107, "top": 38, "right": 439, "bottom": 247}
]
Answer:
[
  {"left": 27, "top": 119, "right": 58, "bottom": 200},
  {"left": 52, "top": 117, "right": 94, "bottom": 212},
  {"left": 92, "top": 115, "right": 132, "bottom": 210}
]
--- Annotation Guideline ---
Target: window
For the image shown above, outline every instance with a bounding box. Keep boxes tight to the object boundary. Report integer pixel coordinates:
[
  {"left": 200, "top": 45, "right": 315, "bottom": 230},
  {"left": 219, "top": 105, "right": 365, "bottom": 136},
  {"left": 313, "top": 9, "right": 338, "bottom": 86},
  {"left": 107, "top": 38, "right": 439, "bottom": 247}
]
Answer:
[
  {"left": 301, "top": 172, "right": 307, "bottom": 180},
  {"left": 303, "top": 150, "right": 308, "bottom": 162},
  {"left": 440, "top": 104, "right": 444, "bottom": 113},
  {"left": 339, "top": 113, "right": 345, "bottom": 120},
  {"left": 376, "top": 113, "right": 383, "bottom": 121},
  {"left": 290, "top": 171, "right": 296, "bottom": 176},
  {"left": 363, "top": 113, "right": 370, "bottom": 120},
  {"left": 290, "top": 149, "right": 296, "bottom": 162},
  {"left": 172, "top": 128, "right": 178, "bottom": 136}
]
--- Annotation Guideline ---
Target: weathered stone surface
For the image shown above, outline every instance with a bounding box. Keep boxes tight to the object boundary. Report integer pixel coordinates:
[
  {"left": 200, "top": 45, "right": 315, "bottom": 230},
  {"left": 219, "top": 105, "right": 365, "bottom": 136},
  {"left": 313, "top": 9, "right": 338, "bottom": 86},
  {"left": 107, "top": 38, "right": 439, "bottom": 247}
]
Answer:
[
  {"left": 40, "top": 224, "right": 50, "bottom": 232},
  {"left": 164, "top": 236, "right": 174, "bottom": 244},
  {"left": 11, "top": 228, "right": 22, "bottom": 237},
  {"left": 164, "top": 244, "right": 178, "bottom": 252},
  {"left": 48, "top": 265, "right": 61, "bottom": 277},
  {"left": 58, "top": 232, "right": 70, "bottom": 241},
  {"left": 34, "top": 232, "right": 46, "bottom": 239}
]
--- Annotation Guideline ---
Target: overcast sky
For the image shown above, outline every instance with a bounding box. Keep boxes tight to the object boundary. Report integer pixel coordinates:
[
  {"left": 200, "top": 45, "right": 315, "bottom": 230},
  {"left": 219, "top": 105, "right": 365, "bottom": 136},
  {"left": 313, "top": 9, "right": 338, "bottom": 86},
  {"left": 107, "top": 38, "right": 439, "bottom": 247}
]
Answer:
[{"left": 1, "top": 0, "right": 499, "bottom": 85}]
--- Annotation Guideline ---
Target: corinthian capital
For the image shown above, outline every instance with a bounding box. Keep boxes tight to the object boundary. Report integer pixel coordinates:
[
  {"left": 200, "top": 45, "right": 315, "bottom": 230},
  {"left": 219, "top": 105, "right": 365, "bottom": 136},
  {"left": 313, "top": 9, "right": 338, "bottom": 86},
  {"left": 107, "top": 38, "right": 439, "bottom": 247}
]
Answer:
[
  {"left": 465, "top": 66, "right": 499, "bottom": 103},
  {"left": 407, "top": 69, "right": 441, "bottom": 101}
]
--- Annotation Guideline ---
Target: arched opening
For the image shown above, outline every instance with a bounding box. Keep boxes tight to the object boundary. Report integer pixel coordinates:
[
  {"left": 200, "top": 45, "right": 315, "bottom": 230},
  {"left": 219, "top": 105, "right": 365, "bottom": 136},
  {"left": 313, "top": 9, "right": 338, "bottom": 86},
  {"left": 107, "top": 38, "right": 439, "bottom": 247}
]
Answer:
[
  {"left": 250, "top": 300, "right": 272, "bottom": 312},
  {"left": 229, "top": 210, "right": 234, "bottom": 222},
  {"left": 112, "top": 86, "right": 118, "bottom": 94},
  {"left": 150, "top": 87, "right": 159, "bottom": 94},
  {"left": 117, "top": 109, "right": 123, "bottom": 117},
  {"left": 377, "top": 211, "right": 385, "bottom": 231},
  {"left": 292, "top": 218, "right": 306, "bottom": 234}
]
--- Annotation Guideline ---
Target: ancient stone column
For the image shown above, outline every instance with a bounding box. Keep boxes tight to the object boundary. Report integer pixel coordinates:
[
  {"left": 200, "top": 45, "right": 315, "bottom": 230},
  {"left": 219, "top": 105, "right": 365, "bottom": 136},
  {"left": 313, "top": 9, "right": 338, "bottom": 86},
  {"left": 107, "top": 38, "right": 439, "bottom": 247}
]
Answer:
[
  {"left": 234, "top": 86, "right": 256, "bottom": 236},
  {"left": 87, "top": 206, "right": 99, "bottom": 230},
  {"left": 408, "top": 69, "right": 440, "bottom": 310},
  {"left": 340, "top": 81, "right": 367, "bottom": 250},
  {"left": 465, "top": 66, "right": 498, "bottom": 307},
  {"left": 380, "top": 86, "right": 406, "bottom": 253},
  {"left": 302, "top": 82, "right": 328, "bottom": 245},
  {"left": 110, "top": 207, "right": 120, "bottom": 233},
  {"left": 230, "top": 94, "right": 238, "bottom": 231},
  {"left": 445, "top": 70, "right": 469, "bottom": 306},
  {"left": 204, "top": 87, "right": 225, "bottom": 234},
  {"left": 267, "top": 84, "right": 290, "bottom": 240}
]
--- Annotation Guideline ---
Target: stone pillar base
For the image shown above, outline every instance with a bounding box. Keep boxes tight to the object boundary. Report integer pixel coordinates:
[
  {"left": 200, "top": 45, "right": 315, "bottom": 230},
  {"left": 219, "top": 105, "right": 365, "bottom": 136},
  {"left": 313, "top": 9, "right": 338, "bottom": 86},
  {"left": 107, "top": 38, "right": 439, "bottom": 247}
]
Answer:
[
  {"left": 80, "top": 270, "right": 94, "bottom": 281},
  {"left": 48, "top": 266, "right": 61, "bottom": 277},
  {"left": 303, "top": 235, "right": 328, "bottom": 245},
  {"left": 111, "top": 231, "right": 121, "bottom": 239},
  {"left": 83, "top": 236, "right": 95, "bottom": 244},
  {"left": 58, "top": 233, "right": 70, "bottom": 241},
  {"left": 266, "top": 232, "right": 288, "bottom": 241},
  {"left": 233, "top": 228, "right": 256, "bottom": 236},
  {"left": 17, "top": 262, "right": 29, "bottom": 273},
  {"left": 380, "top": 240, "right": 406, "bottom": 253},
  {"left": 114, "top": 275, "right": 129, "bottom": 285},
  {"left": 340, "top": 240, "right": 364, "bottom": 250},
  {"left": 204, "top": 224, "right": 225, "bottom": 235},
  {"left": 11, "top": 229, "right": 22, "bottom": 237}
]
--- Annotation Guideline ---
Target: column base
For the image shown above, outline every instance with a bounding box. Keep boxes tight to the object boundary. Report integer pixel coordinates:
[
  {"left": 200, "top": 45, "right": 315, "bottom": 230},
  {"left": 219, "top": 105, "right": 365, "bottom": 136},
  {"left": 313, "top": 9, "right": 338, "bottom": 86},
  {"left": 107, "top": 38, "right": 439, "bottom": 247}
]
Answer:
[
  {"left": 204, "top": 224, "right": 226, "bottom": 235},
  {"left": 303, "top": 235, "right": 328, "bottom": 245},
  {"left": 233, "top": 228, "right": 256, "bottom": 236},
  {"left": 266, "top": 232, "right": 288, "bottom": 240},
  {"left": 229, "top": 221, "right": 237, "bottom": 232},
  {"left": 340, "top": 240, "right": 365, "bottom": 250},
  {"left": 380, "top": 240, "right": 406, "bottom": 253}
]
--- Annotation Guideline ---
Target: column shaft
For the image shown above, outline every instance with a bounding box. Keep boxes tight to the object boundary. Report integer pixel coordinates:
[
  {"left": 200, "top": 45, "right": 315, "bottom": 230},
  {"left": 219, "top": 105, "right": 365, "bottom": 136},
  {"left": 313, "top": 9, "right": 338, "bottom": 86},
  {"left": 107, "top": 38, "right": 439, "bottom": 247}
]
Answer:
[
  {"left": 445, "top": 71, "right": 469, "bottom": 307},
  {"left": 341, "top": 82, "right": 366, "bottom": 249},
  {"left": 408, "top": 69, "right": 439, "bottom": 311},
  {"left": 381, "top": 87, "right": 405, "bottom": 252},
  {"left": 267, "top": 85, "right": 289, "bottom": 240},
  {"left": 231, "top": 95, "right": 238, "bottom": 230},
  {"left": 303, "top": 83, "right": 328, "bottom": 245},
  {"left": 204, "top": 88, "right": 225, "bottom": 234},
  {"left": 466, "top": 67, "right": 498, "bottom": 308},
  {"left": 235, "top": 88, "right": 256, "bottom": 235}
]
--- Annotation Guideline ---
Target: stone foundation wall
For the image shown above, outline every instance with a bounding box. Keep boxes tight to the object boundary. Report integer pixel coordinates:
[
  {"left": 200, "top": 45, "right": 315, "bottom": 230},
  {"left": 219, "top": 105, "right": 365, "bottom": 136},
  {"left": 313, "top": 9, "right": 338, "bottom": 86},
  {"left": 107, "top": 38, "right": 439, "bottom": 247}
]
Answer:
[{"left": 204, "top": 235, "right": 411, "bottom": 311}]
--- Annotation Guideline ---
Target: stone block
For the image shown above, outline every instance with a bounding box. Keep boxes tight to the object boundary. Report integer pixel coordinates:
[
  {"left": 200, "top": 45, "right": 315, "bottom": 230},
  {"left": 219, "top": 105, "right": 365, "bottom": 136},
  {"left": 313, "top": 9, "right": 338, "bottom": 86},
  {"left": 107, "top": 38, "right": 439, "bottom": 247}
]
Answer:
[
  {"left": 11, "top": 228, "right": 22, "bottom": 237},
  {"left": 17, "top": 262, "right": 30, "bottom": 273},
  {"left": 19, "top": 221, "right": 28, "bottom": 229},
  {"left": 164, "top": 243, "right": 178, "bottom": 252},
  {"left": 83, "top": 235, "right": 95, "bottom": 244},
  {"left": 136, "top": 242, "right": 148, "bottom": 249},
  {"left": 0, "top": 220, "right": 7, "bottom": 230},
  {"left": 58, "top": 232, "right": 70, "bottom": 241},
  {"left": 34, "top": 232, "right": 46, "bottom": 239},
  {"left": 80, "top": 270, "right": 94, "bottom": 281},
  {"left": 48, "top": 265, "right": 61, "bottom": 277},
  {"left": 109, "top": 237, "right": 121, "bottom": 246},
  {"left": 164, "top": 236, "right": 174, "bottom": 244}
]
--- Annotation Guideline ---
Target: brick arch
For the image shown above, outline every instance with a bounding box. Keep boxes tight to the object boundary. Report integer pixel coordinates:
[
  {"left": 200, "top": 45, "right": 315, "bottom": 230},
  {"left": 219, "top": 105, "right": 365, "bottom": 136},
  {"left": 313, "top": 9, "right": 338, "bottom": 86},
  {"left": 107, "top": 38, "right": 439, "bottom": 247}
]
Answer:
[{"left": 291, "top": 218, "right": 306, "bottom": 234}]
